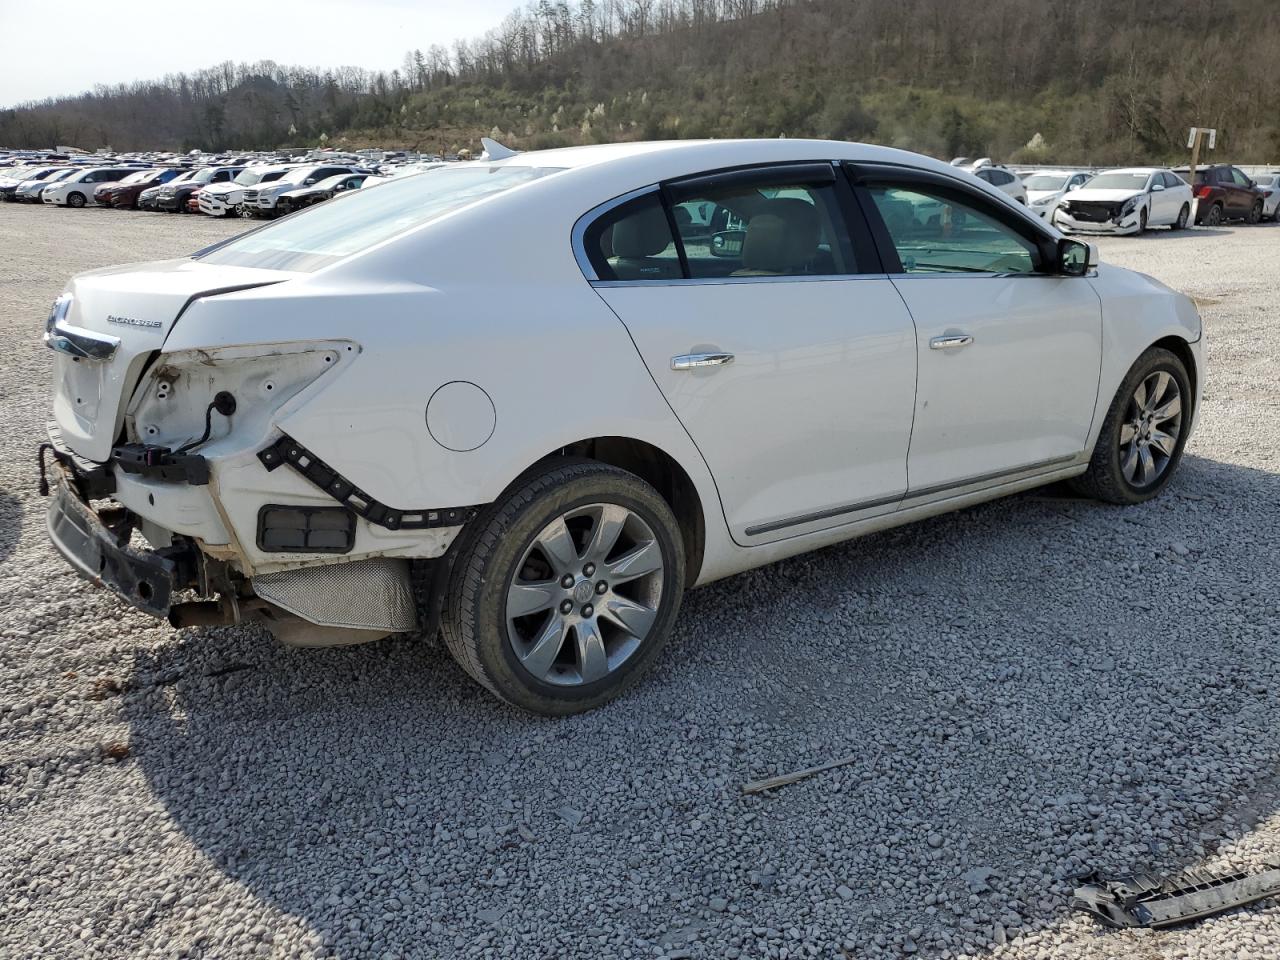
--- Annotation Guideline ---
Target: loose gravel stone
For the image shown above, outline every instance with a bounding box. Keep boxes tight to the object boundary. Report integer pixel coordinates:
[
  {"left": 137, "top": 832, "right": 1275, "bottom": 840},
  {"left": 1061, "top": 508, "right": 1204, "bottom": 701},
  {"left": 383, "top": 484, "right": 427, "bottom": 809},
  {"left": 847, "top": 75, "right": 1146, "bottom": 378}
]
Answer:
[{"left": 2, "top": 208, "right": 1280, "bottom": 960}]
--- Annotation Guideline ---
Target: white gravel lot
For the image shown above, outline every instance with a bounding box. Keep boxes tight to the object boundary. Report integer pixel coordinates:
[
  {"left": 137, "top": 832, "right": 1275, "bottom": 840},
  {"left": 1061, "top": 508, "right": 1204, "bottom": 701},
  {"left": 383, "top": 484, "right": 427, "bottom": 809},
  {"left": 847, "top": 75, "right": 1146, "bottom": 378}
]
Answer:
[{"left": 1, "top": 203, "right": 1279, "bottom": 960}]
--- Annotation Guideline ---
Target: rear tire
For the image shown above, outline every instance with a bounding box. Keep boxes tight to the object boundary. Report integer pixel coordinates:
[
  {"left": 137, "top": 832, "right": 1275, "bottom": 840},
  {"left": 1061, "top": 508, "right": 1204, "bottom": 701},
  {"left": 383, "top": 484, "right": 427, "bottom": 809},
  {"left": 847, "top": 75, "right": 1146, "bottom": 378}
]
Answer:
[
  {"left": 441, "top": 460, "right": 685, "bottom": 715},
  {"left": 1172, "top": 204, "right": 1189, "bottom": 230},
  {"left": 1205, "top": 203, "right": 1223, "bottom": 226},
  {"left": 1070, "top": 347, "right": 1192, "bottom": 505}
]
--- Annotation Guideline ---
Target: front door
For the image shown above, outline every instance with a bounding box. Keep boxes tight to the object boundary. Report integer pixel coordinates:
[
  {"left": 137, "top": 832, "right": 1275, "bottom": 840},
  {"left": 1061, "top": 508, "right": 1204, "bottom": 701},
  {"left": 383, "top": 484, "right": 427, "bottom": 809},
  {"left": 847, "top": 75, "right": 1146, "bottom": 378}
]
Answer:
[
  {"left": 583, "top": 164, "right": 918, "bottom": 544},
  {"left": 855, "top": 174, "right": 1103, "bottom": 499}
]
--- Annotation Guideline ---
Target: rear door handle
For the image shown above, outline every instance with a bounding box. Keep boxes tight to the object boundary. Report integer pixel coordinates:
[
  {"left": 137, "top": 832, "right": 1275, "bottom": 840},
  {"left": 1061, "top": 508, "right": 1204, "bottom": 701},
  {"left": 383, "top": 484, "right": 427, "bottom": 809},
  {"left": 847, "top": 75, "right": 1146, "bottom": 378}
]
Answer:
[
  {"left": 671, "top": 352, "right": 735, "bottom": 370},
  {"left": 929, "top": 334, "right": 974, "bottom": 351}
]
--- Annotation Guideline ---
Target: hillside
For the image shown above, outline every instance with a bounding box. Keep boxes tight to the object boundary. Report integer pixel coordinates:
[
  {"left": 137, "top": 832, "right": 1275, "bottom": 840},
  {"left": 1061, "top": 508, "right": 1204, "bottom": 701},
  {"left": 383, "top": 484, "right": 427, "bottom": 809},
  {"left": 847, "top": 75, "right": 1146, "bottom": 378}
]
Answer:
[{"left": 3, "top": 0, "right": 1278, "bottom": 164}]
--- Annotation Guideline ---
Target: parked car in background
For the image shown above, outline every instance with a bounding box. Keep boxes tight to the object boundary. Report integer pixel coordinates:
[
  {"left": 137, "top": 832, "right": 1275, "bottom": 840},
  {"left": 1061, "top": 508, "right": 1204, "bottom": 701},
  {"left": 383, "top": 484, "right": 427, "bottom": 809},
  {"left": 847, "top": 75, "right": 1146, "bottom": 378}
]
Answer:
[
  {"left": 40, "top": 139, "right": 1202, "bottom": 715},
  {"left": 197, "top": 165, "right": 293, "bottom": 217},
  {"left": 15, "top": 168, "right": 80, "bottom": 202},
  {"left": 138, "top": 169, "right": 194, "bottom": 211},
  {"left": 41, "top": 167, "right": 138, "bottom": 207},
  {"left": 1172, "top": 164, "right": 1266, "bottom": 225},
  {"left": 95, "top": 169, "right": 182, "bottom": 209},
  {"left": 953, "top": 158, "right": 1027, "bottom": 203},
  {"left": 1023, "top": 169, "right": 1093, "bottom": 219},
  {"left": 1056, "top": 168, "right": 1192, "bottom": 235},
  {"left": 1252, "top": 172, "right": 1280, "bottom": 222},
  {"left": 155, "top": 166, "right": 244, "bottom": 212},
  {"left": 274, "top": 172, "right": 372, "bottom": 211},
  {"left": 241, "top": 163, "right": 368, "bottom": 217},
  {"left": 0, "top": 166, "right": 65, "bottom": 201}
]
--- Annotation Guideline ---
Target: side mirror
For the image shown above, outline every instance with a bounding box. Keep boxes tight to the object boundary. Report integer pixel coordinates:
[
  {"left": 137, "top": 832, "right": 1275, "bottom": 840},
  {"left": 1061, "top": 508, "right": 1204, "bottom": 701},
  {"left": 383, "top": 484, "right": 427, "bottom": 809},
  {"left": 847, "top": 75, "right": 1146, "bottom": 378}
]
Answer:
[
  {"left": 1058, "top": 238, "right": 1096, "bottom": 276},
  {"left": 304, "top": 178, "right": 316, "bottom": 185},
  {"left": 1151, "top": 182, "right": 1165, "bottom": 192},
  {"left": 709, "top": 229, "right": 746, "bottom": 258}
]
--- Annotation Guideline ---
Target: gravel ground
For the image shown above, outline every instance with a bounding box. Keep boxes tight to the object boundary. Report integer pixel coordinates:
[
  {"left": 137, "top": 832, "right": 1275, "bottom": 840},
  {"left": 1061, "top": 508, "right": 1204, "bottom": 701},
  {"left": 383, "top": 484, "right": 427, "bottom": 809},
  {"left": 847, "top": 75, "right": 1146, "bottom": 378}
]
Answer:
[{"left": 2, "top": 203, "right": 1279, "bottom": 960}]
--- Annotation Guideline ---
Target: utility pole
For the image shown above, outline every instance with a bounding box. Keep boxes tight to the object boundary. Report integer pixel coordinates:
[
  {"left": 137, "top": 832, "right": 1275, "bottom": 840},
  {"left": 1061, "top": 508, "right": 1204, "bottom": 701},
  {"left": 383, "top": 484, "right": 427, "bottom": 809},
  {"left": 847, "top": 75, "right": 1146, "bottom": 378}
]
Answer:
[{"left": 1187, "top": 126, "right": 1216, "bottom": 187}]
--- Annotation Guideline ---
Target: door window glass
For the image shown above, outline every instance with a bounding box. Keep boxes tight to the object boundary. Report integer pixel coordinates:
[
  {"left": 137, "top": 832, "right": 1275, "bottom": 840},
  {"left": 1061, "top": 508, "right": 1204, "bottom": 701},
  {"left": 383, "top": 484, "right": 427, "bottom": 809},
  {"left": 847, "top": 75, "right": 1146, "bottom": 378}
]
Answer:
[
  {"left": 867, "top": 185, "right": 1038, "bottom": 275},
  {"left": 583, "top": 193, "right": 682, "bottom": 282},
  {"left": 670, "top": 180, "right": 852, "bottom": 278},
  {"left": 1230, "top": 168, "right": 1252, "bottom": 187}
]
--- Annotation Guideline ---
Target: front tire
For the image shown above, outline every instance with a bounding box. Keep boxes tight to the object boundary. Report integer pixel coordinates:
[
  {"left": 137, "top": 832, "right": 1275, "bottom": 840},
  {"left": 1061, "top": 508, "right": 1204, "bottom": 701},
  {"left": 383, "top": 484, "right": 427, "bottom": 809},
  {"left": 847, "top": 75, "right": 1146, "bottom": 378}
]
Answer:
[
  {"left": 1070, "top": 347, "right": 1192, "bottom": 505},
  {"left": 66, "top": 192, "right": 85, "bottom": 208},
  {"left": 1248, "top": 201, "right": 1263, "bottom": 225},
  {"left": 441, "top": 460, "right": 685, "bottom": 715}
]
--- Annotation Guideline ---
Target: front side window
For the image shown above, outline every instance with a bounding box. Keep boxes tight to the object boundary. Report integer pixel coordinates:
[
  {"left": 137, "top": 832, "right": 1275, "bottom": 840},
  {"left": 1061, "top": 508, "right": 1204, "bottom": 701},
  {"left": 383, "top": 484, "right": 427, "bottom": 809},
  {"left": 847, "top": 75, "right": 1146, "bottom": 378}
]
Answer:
[
  {"left": 866, "top": 185, "right": 1038, "bottom": 275},
  {"left": 1230, "top": 168, "right": 1252, "bottom": 187},
  {"left": 668, "top": 177, "right": 853, "bottom": 278}
]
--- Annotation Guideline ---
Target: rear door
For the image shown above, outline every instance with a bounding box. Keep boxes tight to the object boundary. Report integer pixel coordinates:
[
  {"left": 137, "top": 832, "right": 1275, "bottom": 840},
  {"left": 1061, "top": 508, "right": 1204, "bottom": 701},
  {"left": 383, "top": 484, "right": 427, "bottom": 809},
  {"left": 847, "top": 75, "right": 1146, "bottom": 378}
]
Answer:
[
  {"left": 848, "top": 164, "right": 1102, "bottom": 500},
  {"left": 584, "top": 162, "right": 919, "bottom": 544}
]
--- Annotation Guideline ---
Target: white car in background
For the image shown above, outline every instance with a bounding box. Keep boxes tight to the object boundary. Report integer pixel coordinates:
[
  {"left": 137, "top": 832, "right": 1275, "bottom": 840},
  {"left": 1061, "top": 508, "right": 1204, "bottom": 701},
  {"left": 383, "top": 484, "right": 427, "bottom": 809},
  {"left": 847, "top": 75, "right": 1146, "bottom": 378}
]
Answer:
[
  {"left": 241, "top": 163, "right": 368, "bottom": 217},
  {"left": 1023, "top": 170, "right": 1093, "bottom": 219},
  {"left": 1252, "top": 172, "right": 1280, "bottom": 222},
  {"left": 1056, "top": 168, "right": 1193, "bottom": 235},
  {"left": 41, "top": 167, "right": 139, "bottom": 207},
  {"left": 198, "top": 165, "right": 295, "bottom": 217},
  {"left": 16, "top": 168, "right": 80, "bottom": 202},
  {"left": 953, "top": 158, "right": 1027, "bottom": 203},
  {"left": 41, "top": 139, "right": 1203, "bottom": 716}
]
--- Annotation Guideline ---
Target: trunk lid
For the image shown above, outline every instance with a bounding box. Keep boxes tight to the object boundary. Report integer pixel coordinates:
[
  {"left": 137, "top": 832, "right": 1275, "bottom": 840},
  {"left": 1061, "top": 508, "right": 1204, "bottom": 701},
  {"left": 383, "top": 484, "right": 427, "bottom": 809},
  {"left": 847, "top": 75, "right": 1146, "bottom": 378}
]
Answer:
[{"left": 50, "top": 258, "right": 290, "bottom": 462}]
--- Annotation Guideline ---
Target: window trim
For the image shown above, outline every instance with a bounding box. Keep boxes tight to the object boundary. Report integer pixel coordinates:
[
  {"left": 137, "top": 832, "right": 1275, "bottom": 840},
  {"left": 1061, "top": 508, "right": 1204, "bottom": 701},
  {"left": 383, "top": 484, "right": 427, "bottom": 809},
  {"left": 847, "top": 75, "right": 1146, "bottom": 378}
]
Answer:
[{"left": 843, "top": 161, "right": 1059, "bottom": 277}]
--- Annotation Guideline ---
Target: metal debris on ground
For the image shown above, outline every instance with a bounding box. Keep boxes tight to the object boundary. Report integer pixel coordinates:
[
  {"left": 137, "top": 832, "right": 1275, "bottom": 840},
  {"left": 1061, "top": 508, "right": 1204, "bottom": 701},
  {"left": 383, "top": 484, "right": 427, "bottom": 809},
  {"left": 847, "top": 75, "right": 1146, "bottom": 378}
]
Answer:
[
  {"left": 741, "top": 754, "right": 861, "bottom": 795},
  {"left": 1072, "top": 865, "right": 1280, "bottom": 929}
]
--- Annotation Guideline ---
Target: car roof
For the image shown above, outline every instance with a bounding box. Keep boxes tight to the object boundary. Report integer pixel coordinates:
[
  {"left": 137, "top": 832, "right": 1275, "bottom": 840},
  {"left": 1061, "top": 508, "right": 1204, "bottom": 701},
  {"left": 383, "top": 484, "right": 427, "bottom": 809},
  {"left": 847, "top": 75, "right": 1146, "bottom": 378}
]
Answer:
[{"left": 1097, "top": 167, "right": 1164, "bottom": 174}]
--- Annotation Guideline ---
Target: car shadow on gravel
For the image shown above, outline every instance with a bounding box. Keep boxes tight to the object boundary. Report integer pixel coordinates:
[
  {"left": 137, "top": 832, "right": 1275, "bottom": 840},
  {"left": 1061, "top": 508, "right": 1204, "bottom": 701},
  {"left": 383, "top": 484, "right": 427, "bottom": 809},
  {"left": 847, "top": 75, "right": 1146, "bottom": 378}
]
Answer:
[
  {"left": 0, "top": 489, "right": 21, "bottom": 565},
  {"left": 122, "top": 453, "right": 1280, "bottom": 958}
]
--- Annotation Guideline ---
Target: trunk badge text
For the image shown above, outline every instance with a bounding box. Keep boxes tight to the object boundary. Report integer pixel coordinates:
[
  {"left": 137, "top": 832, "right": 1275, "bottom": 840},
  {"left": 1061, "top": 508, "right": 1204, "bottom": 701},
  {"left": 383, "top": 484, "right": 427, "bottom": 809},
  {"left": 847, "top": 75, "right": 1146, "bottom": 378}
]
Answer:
[{"left": 106, "top": 314, "right": 162, "bottom": 329}]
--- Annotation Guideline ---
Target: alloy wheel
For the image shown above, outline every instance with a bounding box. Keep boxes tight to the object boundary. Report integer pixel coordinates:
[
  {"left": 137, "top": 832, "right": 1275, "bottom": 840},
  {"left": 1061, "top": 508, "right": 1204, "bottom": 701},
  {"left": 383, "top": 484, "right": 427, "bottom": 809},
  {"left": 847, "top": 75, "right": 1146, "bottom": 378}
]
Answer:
[
  {"left": 1119, "top": 371, "right": 1183, "bottom": 488},
  {"left": 505, "top": 503, "right": 665, "bottom": 687}
]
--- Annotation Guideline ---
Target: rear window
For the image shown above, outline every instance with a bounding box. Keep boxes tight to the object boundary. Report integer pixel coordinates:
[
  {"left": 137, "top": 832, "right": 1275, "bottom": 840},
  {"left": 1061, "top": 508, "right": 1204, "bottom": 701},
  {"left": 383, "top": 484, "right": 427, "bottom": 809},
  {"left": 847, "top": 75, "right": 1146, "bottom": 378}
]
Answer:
[{"left": 197, "top": 164, "right": 562, "bottom": 273}]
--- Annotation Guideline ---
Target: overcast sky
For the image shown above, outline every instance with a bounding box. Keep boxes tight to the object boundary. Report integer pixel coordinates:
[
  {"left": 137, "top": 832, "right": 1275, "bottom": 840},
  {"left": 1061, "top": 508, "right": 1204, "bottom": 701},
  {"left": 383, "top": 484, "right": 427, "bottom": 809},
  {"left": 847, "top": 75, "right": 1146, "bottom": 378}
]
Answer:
[{"left": 0, "top": 0, "right": 521, "bottom": 107}]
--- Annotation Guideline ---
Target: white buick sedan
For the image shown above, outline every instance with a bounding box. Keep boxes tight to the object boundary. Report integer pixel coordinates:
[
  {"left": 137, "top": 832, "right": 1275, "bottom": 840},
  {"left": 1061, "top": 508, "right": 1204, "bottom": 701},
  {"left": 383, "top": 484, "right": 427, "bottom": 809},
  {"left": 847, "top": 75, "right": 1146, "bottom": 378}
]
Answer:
[{"left": 41, "top": 139, "right": 1203, "bottom": 714}]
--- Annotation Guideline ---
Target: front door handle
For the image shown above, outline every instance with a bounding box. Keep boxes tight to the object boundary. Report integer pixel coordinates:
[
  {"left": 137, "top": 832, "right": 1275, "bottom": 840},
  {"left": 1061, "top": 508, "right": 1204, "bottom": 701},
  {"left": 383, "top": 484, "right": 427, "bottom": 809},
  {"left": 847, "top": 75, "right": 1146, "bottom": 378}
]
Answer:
[
  {"left": 671, "top": 352, "right": 735, "bottom": 370},
  {"left": 929, "top": 334, "right": 974, "bottom": 351}
]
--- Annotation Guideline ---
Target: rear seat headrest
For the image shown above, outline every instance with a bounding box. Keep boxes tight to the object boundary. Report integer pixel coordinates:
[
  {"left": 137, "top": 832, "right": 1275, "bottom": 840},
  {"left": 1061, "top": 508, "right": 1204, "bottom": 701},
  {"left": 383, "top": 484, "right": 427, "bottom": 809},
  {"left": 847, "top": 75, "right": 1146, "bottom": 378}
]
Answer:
[{"left": 611, "top": 206, "right": 672, "bottom": 258}]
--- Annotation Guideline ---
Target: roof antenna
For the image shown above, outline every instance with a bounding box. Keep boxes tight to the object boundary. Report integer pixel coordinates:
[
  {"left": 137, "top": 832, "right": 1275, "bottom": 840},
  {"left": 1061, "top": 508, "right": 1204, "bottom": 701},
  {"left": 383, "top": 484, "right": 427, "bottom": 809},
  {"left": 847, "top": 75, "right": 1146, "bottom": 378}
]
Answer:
[{"left": 480, "top": 137, "right": 519, "bottom": 161}]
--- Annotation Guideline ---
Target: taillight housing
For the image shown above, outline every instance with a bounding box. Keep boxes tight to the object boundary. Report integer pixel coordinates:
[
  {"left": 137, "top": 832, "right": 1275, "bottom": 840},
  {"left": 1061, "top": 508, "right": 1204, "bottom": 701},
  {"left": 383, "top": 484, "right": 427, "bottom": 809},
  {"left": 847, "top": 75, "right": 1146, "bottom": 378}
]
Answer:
[{"left": 1195, "top": 186, "right": 1214, "bottom": 198}]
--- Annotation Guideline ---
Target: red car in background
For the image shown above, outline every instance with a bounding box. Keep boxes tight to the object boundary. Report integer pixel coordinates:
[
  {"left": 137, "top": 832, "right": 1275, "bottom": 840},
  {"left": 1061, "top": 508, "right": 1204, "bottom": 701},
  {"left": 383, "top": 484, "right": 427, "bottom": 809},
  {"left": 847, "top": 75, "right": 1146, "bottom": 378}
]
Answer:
[
  {"left": 95, "top": 168, "right": 183, "bottom": 209},
  {"left": 1173, "top": 164, "right": 1266, "bottom": 225}
]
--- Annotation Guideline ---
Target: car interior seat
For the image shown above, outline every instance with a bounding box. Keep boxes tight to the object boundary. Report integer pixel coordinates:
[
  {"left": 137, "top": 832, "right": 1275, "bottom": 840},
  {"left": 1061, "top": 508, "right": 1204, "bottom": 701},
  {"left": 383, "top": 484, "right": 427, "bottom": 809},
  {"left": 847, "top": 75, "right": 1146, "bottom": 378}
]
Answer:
[
  {"left": 730, "top": 199, "right": 820, "bottom": 276},
  {"left": 607, "top": 206, "right": 681, "bottom": 280}
]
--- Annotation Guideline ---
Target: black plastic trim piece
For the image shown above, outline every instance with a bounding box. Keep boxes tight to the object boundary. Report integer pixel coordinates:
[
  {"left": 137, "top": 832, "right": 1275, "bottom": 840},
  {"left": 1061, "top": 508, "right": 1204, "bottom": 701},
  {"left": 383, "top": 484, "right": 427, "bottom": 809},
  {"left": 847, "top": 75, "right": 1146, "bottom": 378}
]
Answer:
[
  {"left": 257, "top": 504, "right": 356, "bottom": 554},
  {"left": 46, "top": 468, "right": 176, "bottom": 618},
  {"left": 112, "top": 442, "right": 210, "bottom": 485},
  {"left": 1073, "top": 865, "right": 1280, "bottom": 929},
  {"left": 257, "top": 435, "right": 482, "bottom": 531}
]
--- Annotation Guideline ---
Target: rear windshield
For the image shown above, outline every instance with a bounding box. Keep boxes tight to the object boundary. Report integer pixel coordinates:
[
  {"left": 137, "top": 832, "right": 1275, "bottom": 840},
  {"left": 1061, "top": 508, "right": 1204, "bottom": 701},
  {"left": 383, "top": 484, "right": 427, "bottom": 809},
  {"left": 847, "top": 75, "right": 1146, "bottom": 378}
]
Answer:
[
  {"left": 197, "top": 164, "right": 562, "bottom": 272},
  {"left": 1024, "top": 174, "right": 1068, "bottom": 190}
]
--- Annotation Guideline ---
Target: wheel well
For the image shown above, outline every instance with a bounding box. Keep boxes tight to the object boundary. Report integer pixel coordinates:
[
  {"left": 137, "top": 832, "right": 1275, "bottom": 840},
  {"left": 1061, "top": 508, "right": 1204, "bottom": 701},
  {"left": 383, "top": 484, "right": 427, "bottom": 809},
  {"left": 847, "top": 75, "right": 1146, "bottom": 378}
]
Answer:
[
  {"left": 540, "top": 437, "right": 705, "bottom": 586},
  {"left": 1153, "top": 335, "right": 1198, "bottom": 405}
]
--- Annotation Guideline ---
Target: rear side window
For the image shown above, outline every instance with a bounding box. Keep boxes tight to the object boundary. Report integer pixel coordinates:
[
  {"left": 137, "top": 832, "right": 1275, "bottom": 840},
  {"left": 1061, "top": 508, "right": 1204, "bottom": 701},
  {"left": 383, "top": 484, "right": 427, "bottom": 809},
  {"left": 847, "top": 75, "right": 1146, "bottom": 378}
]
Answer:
[
  {"left": 583, "top": 193, "right": 681, "bottom": 282},
  {"left": 668, "top": 178, "right": 853, "bottom": 279},
  {"left": 866, "top": 184, "right": 1038, "bottom": 275}
]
